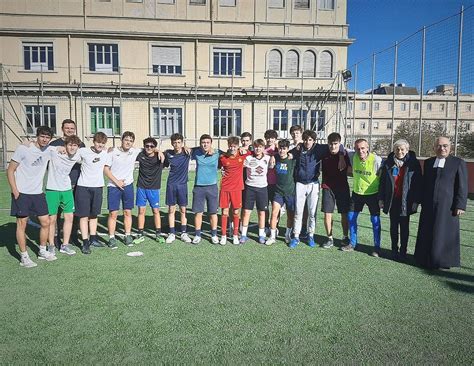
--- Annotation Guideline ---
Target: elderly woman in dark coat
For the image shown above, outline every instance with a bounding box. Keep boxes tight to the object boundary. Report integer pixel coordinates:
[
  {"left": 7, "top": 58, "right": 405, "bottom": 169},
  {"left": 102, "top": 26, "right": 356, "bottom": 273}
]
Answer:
[{"left": 378, "top": 139, "right": 422, "bottom": 260}]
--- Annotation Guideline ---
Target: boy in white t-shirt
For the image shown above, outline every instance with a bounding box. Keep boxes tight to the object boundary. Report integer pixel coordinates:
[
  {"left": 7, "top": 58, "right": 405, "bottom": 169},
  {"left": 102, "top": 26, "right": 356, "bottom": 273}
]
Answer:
[
  {"left": 7, "top": 126, "right": 56, "bottom": 268},
  {"left": 75, "top": 132, "right": 108, "bottom": 254}
]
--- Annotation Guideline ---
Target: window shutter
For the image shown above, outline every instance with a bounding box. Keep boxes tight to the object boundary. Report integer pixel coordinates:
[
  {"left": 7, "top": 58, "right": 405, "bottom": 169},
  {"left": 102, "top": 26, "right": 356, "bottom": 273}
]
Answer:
[
  {"left": 112, "top": 44, "right": 119, "bottom": 72},
  {"left": 320, "top": 51, "right": 332, "bottom": 78},
  {"left": 268, "top": 50, "right": 282, "bottom": 77},
  {"left": 303, "top": 51, "right": 315, "bottom": 77},
  {"left": 285, "top": 50, "right": 299, "bottom": 78},
  {"left": 152, "top": 46, "right": 181, "bottom": 66}
]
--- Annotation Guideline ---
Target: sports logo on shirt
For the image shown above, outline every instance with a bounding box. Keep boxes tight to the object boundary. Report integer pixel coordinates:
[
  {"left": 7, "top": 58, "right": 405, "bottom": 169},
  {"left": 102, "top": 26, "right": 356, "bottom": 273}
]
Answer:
[
  {"left": 31, "top": 156, "right": 43, "bottom": 166},
  {"left": 256, "top": 166, "right": 264, "bottom": 174},
  {"left": 92, "top": 157, "right": 101, "bottom": 163}
]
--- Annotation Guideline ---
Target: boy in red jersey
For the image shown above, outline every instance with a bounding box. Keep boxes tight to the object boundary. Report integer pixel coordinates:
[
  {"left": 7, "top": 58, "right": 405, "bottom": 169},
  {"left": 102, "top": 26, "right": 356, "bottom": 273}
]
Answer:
[{"left": 218, "top": 136, "right": 251, "bottom": 245}]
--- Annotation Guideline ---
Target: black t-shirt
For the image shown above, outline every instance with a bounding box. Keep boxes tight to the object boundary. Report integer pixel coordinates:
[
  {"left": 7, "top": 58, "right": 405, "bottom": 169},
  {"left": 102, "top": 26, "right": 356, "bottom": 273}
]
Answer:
[
  {"left": 49, "top": 138, "right": 86, "bottom": 186},
  {"left": 136, "top": 151, "right": 163, "bottom": 189}
]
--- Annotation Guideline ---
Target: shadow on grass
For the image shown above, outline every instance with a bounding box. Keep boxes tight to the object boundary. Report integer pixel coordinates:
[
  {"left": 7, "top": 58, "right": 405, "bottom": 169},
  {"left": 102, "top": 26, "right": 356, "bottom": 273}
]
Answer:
[{"left": 0, "top": 222, "right": 41, "bottom": 261}]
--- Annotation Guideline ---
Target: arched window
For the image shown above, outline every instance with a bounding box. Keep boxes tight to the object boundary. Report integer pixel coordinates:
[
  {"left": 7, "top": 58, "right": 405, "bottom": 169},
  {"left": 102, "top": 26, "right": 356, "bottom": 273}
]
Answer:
[
  {"left": 268, "top": 49, "right": 282, "bottom": 77},
  {"left": 302, "top": 50, "right": 316, "bottom": 77},
  {"left": 319, "top": 51, "right": 333, "bottom": 78},
  {"left": 285, "top": 50, "right": 299, "bottom": 78}
]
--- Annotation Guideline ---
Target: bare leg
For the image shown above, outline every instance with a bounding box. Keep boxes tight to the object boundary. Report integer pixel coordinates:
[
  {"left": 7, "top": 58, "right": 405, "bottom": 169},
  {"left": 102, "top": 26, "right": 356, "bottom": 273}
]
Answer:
[
  {"left": 179, "top": 206, "right": 187, "bottom": 227},
  {"left": 168, "top": 206, "right": 176, "bottom": 230},
  {"left": 270, "top": 202, "right": 281, "bottom": 230},
  {"left": 242, "top": 209, "right": 251, "bottom": 227},
  {"left": 324, "top": 212, "right": 333, "bottom": 237},
  {"left": 152, "top": 208, "right": 161, "bottom": 230},
  {"left": 38, "top": 215, "right": 50, "bottom": 246},
  {"left": 62, "top": 213, "right": 74, "bottom": 245},
  {"left": 123, "top": 209, "right": 132, "bottom": 234},
  {"left": 89, "top": 217, "right": 98, "bottom": 236},
  {"left": 80, "top": 217, "right": 89, "bottom": 240},
  {"left": 195, "top": 212, "right": 203, "bottom": 231},
  {"left": 209, "top": 213, "right": 218, "bottom": 230},
  {"left": 48, "top": 215, "right": 58, "bottom": 246},
  {"left": 16, "top": 217, "right": 28, "bottom": 252},
  {"left": 257, "top": 210, "right": 266, "bottom": 230},
  {"left": 137, "top": 207, "right": 146, "bottom": 230},
  {"left": 108, "top": 211, "right": 118, "bottom": 236}
]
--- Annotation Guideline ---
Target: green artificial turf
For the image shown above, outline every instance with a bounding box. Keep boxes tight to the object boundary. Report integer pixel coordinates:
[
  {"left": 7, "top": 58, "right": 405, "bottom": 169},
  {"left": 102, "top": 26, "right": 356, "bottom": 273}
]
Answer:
[{"left": 0, "top": 171, "right": 472, "bottom": 364}]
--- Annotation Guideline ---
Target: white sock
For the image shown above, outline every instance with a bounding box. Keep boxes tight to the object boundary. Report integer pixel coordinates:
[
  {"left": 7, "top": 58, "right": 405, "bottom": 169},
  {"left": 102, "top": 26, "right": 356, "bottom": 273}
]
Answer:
[
  {"left": 125, "top": 232, "right": 131, "bottom": 236},
  {"left": 270, "top": 229, "right": 276, "bottom": 239},
  {"left": 109, "top": 235, "right": 115, "bottom": 239},
  {"left": 258, "top": 228, "right": 265, "bottom": 237},
  {"left": 20, "top": 251, "right": 29, "bottom": 258},
  {"left": 241, "top": 226, "right": 248, "bottom": 236},
  {"left": 39, "top": 245, "right": 47, "bottom": 252}
]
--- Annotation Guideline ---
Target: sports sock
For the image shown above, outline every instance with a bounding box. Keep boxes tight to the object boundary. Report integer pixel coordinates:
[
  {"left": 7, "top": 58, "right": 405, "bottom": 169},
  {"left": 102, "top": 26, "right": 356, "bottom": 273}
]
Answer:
[
  {"left": 241, "top": 226, "right": 248, "bottom": 237},
  {"left": 211, "top": 229, "right": 217, "bottom": 237},
  {"left": 195, "top": 229, "right": 202, "bottom": 237},
  {"left": 221, "top": 215, "right": 228, "bottom": 236},
  {"left": 270, "top": 229, "right": 276, "bottom": 239},
  {"left": 258, "top": 228, "right": 265, "bottom": 237},
  {"left": 180, "top": 224, "right": 187, "bottom": 233},
  {"left": 233, "top": 215, "right": 240, "bottom": 236}
]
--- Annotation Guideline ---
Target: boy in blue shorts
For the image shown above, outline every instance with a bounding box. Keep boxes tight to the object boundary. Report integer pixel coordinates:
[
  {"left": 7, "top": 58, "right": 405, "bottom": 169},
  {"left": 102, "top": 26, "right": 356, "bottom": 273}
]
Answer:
[{"left": 164, "top": 133, "right": 192, "bottom": 244}]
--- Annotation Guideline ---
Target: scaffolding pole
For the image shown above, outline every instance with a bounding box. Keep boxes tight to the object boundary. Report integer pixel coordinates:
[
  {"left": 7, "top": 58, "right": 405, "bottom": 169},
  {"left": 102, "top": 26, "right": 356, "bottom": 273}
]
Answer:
[
  {"left": 1, "top": 64, "right": 6, "bottom": 168},
  {"left": 454, "top": 5, "right": 464, "bottom": 156},
  {"left": 390, "top": 42, "right": 398, "bottom": 149},
  {"left": 418, "top": 26, "right": 426, "bottom": 156}
]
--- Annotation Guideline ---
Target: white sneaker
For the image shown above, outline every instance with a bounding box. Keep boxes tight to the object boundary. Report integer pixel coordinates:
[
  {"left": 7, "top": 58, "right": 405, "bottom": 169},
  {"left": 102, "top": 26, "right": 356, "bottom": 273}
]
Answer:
[
  {"left": 48, "top": 246, "right": 56, "bottom": 257},
  {"left": 211, "top": 236, "right": 219, "bottom": 244},
  {"left": 233, "top": 235, "right": 240, "bottom": 245},
  {"left": 20, "top": 256, "right": 37, "bottom": 268},
  {"left": 166, "top": 233, "right": 176, "bottom": 244},
  {"left": 180, "top": 233, "right": 192, "bottom": 243},
  {"left": 219, "top": 236, "right": 227, "bottom": 245},
  {"left": 192, "top": 236, "right": 202, "bottom": 244},
  {"left": 60, "top": 244, "right": 76, "bottom": 255},
  {"left": 38, "top": 249, "right": 57, "bottom": 261},
  {"left": 265, "top": 237, "right": 276, "bottom": 246}
]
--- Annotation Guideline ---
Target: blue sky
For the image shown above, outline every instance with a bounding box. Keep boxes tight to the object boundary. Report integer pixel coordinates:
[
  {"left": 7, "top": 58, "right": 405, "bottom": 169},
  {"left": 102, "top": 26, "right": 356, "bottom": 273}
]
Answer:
[{"left": 346, "top": 0, "right": 474, "bottom": 93}]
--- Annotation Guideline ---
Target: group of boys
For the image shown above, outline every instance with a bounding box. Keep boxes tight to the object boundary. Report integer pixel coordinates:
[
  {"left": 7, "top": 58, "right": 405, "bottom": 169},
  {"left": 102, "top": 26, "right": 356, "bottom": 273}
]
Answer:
[{"left": 9, "top": 119, "right": 385, "bottom": 268}]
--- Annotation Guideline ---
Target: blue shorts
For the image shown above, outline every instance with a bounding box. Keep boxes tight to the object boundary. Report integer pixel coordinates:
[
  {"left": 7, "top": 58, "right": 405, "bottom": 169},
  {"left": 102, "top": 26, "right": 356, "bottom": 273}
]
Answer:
[
  {"left": 166, "top": 183, "right": 188, "bottom": 207},
  {"left": 136, "top": 187, "right": 160, "bottom": 208},
  {"left": 192, "top": 184, "right": 218, "bottom": 214},
  {"left": 108, "top": 184, "right": 134, "bottom": 211},
  {"left": 273, "top": 192, "right": 296, "bottom": 212}
]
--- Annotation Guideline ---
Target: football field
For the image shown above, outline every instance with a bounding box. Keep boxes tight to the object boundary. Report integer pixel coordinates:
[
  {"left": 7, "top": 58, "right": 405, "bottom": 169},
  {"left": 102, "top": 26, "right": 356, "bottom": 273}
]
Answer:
[{"left": 0, "top": 171, "right": 472, "bottom": 364}]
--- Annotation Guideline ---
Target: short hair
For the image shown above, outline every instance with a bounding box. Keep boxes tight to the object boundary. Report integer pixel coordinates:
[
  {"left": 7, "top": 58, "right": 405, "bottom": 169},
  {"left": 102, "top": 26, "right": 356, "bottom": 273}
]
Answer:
[
  {"left": 393, "top": 139, "right": 409, "bottom": 151},
  {"left": 200, "top": 134, "right": 213, "bottom": 143},
  {"left": 302, "top": 130, "right": 317, "bottom": 141},
  {"left": 170, "top": 133, "right": 184, "bottom": 143},
  {"left": 227, "top": 136, "right": 240, "bottom": 146},
  {"left": 354, "top": 138, "right": 368, "bottom": 146},
  {"left": 64, "top": 135, "right": 82, "bottom": 146},
  {"left": 143, "top": 137, "right": 157, "bottom": 147},
  {"left": 36, "top": 125, "right": 53, "bottom": 138},
  {"left": 61, "top": 119, "right": 76, "bottom": 128},
  {"left": 328, "top": 132, "right": 341, "bottom": 143},
  {"left": 434, "top": 136, "right": 451, "bottom": 146},
  {"left": 278, "top": 139, "right": 290, "bottom": 149},
  {"left": 122, "top": 131, "right": 135, "bottom": 141},
  {"left": 253, "top": 138, "right": 265, "bottom": 148},
  {"left": 290, "top": 125, "right": 303, "bottom": 134},
  {"left": 240, "top": 132, "right": 252, "bottom": 140},
  {"left": 264, "top": 129, "right": 278, "bottom": 140},
  {"left": 93, "top": 131, "right": 108, "bottom": 143}
]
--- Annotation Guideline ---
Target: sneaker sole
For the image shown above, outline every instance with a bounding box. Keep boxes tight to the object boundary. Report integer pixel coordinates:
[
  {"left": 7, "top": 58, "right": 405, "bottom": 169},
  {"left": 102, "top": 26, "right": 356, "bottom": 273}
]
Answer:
[
  {"left": 59, "top": 250, "right": 76, "bottom": 255},
  {"left": 38, "top": 256, "right": 58, "bottom": 261},
  {"left": 20, "top": 262, "right": 38, "bottom": 268},
  {"left": 133, "top": 237, "right": 146, "bottom": 244}
]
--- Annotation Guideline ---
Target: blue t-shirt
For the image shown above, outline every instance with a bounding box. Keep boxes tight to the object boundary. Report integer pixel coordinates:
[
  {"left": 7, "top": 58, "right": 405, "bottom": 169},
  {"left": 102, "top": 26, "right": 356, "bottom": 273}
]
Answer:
[
  {"left": 164, "top": 149, "right": 190, "bottom": 185},
  {"left": 191, "top": 148, "right": 222, "bottom": 186}
]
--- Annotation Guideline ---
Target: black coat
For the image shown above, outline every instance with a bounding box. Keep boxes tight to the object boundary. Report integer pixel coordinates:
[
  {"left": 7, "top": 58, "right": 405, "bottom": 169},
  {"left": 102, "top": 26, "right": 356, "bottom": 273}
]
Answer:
[
  {"left": 414, "top": 155, "right": 468, "bottom": 268},
  {"left": 378, "top": 150, "right": 422, "bottom": 216}
]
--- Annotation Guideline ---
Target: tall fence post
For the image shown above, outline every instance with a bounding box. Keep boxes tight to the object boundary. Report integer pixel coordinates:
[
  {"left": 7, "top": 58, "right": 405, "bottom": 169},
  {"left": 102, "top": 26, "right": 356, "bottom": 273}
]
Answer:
[
  {"left": 80, "top": 65, "right": 85, "bottom": 140},
  {"left": 352, "top": 63, "right": 358, "bottom": 145},
  {"left": 454, "top": 5, "right": 464, "bottom": 156},
  {"left": 40, "top": 64, "right": 44, "bottom": 126},
  {"left": 266, "top": 70, "right": 270, "bottom": 130},
  {"left": 231, "top": 68, "right": 235, "bottom": 129},
  {"left": 0, "top": 64, "right": 6, "bottom": 169},
  {"left": 157, "top": 68, "right": 161, "bottom": 139},
  {"left": 418, "top": 26, "right": 426, "bottom": 156},
  {"left": 390, "top": 42, "right": 398, "bottom": 149},
  {"left": 369, "top": 53, "right": 376, "bottom": 147}
]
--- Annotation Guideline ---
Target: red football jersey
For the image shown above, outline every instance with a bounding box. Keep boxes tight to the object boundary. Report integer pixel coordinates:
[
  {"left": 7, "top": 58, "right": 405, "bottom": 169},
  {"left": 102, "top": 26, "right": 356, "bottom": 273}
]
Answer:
[{"left": 219, "top": 151, "right": 250, "bottom": 191}]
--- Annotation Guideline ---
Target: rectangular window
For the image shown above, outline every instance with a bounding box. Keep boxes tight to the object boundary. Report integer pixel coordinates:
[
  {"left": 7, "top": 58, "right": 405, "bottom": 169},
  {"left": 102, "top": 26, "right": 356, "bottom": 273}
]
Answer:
[
  {"left": 388, "top": 102, "right": 393, "bottom": 111},
  {"left": 346, "top": 122, "right": 351, "bottom": 129},
  {"left": 88, "top": 44, "right": 119, "bottom": 72},
  {"left": 25, "top": 105, "right": 56, "bottom": 134},
  {"left": 151, "top": 46, "right": 182, "bottom": 75},
  {"left": 291, "top": 110, "right": 308, "bottom": 126},
  {"left": 312, "top": 110, "right": 325, "bottom": 133},
  {"left": 413, "top": 102, "right": 419, "bottom": 111},
  {"left": 360, "top": 122, "right": 366, "bottom": 129},
  {"left": 440, "top": 104, "right": 445, "bottom": 112},
  {"left": 373, "top": 121, "right": 379, "bottom": 130},
  {"left": 318, "top": 0, "right": 335, "bottom": 10},
  {"left": 190, "top": 0, "right": 206, "bottom": 4},
  {"left": 90, "top": 106, "right": 120, "bottom": 135},
  {"left": 466, "top": 104, "right": 471, "bottom": 112},
  {"left": 273, "top": 110, "right": 289, "bottom": 137},
  {"left": 466, "top": 123, "right": 471, "bottom": 131},
  {"left": 220, "top": 0, "right": 236, "bottom": 6},
  {"left": 126, "top": 0, "right": 143, "bottom": 2},
  {"left": 401, "top": 103, "right": 406, "bottom": 111},
  {"left": 269, "top": 0, "right": 285, "bottom": 7},
  {"left": 387, "top": 122, "right": 392, "bottom": 129},
  {"left": 294, "top": 0, "right": 309, "bottom": 8},
  {"left": 348, "top": 102, "right": 353, "bottom": 111},
  {"left": 213, "top": 109, "right": 241, "bottom": 137},
  {"left": 374, "top": 102, "right": 379, "bottom": 111},
  {"left": 213, "top": 48, "right": 242, "bottom": 76},
  {"left": 153, "top": 108, "right": 183, "bottom": 137},
  {"left": 361, "top": 102, "right": 367, "bottom": 111},
  {"left": 158, "top": 0, "right": 175, "bottom": 3},
  {"left": 23, "top": 42, "right": 54, "bottom": 71},
  {"left": 427, "top": 103, "right": 432, "bottom": 111}
]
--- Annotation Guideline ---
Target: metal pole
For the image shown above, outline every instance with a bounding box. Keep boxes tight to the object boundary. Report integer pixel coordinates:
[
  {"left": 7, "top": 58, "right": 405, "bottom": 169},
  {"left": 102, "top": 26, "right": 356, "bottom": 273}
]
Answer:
[
  {"left": 335, "top": 73, "right": 340, "bottom": 134},
  {"left": 352, "top": 63, "right": 358, "bottom": 146},
  {"left": 344, "top": 79, "right": 349, "bottom": 143},
  {"left": 80, "top": 65, "right": 85, "bottom": 140},
  {"left": 369, "top": 53, "right": 375, "bottom": 147},
  {"left": 194, "top": 39, "right": 198, "bottom": 145},
  {"left": 300, "top": 68, "right": 304, "bottom": 122},
  {"left": 418, "top": 26, "right": 426, "bottom": 156},
  {"left": 390, "top": 42, "right": 398, "bottom": 149},
  {"left": 266, "top": 69, "right": 270, "bottom": 130},
  {"left": 231, "top": 68, "right": 234, "bottom": 129},
  {"left": 40, "top": 64, "right": 44, "bottom": 126},
  {"left": 119, "top": 66, "right": 122, "bottom": 144},
  {"left": 157, "top": 69, "right": 161, "bottom": 137},
  {"left": 1, "top": 64, "right": 7, "bottom": 168},
  {"left": 454, "top": 6, "right": 464, "bottom": 156}
]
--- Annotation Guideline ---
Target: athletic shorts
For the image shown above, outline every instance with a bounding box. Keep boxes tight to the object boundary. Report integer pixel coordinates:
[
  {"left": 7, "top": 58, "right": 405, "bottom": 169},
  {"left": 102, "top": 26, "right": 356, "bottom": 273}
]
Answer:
[
  {"left": 243, "top": 185, "right": 268, "bottom": 211},
  {"left": 219, "top": 190, "right": 243, "bottom": 209},
  {"left": 192, "top": 184, "right": 218, "bottom": 214},
  {"left": 166, "top": 183, "right": 188, "bottom": 207},
  {"left": 108, "top": 184, "right": 134, "bottom": 211},
  {"left": 267, "top": 184, "right": 276, "bottom": 203},
  {"left": 321, "top": 188, "right": 350, "bottom": 214},
  {"left": 350, "top": 192, "right": 380, "bottom": 216},
  {"left": 46, "top": 189, "right": 75, "bottom": 215},
  {"left": 11, "top": 193, "right": 49, "bottom": 217},
  {"left": 273, "top": 192, "right": 296, "bottom": 212},
  {"left": 136, "top": 187, "right": 160, "bottom": 209},
  {"left": 74, "top": 186, "right": 103, "bottom": 217}
]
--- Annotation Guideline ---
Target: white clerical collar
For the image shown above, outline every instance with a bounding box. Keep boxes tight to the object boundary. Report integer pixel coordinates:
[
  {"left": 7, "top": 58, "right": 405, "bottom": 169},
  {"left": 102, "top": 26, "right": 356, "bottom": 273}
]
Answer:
[{"left": 434, "top": 157, "right": 446, "bottom": 168}]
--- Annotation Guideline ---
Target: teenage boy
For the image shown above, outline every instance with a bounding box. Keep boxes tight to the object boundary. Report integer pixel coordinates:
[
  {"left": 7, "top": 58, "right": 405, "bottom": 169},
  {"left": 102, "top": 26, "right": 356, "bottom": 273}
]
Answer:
[
  {"left": 266, "top": 139, "right": 296, "bottom": 246},
  {"left": 7, "top": 126, "right": 56, "bottom": 267},
  {"left": 320, "top": 133, "right": 351, "bottom": 249},
  {"left": 341, "top": 139, "right": 383, "bottom": 257},
  {"left": 240, "top": 139, "right": 270, "bottom": 244},
  {"left": 190, "top": 134, "right": 222, "bottom": 244},
  {"left": 218, "top": 136, "right": 251, "bottom": 245},
  {"left": 75, "top": 132, "right": 108, "bottom": 254},
  {"left": 104, "top": 131, "right": 142, "bottom": 248},
  {"left": 264, "top": 129, "right": 278, "bottom": 233},
  {"left": 289, "top": 130, "right": 345, "bottom": 248},
  {"left": 164, "top": 133, "right": 192, "bottom": 244},
  {"left": 240, "top": 132, "right": 253, "bottom": 152},
  {"left": 134, "top": 137, "right": 165, "bottom": 244},
  {"left": 289, "top": 125, "right": 303, "bottom": 149},
  {"left": 46, "top": 135, "right": 83, "bottom": 256}
]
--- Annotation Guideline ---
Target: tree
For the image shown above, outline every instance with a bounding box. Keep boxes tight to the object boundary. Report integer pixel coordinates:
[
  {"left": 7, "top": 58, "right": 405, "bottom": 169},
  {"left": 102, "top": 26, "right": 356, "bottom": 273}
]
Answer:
[{"left": 458, "top": 131, "right": 474, "bottom": 158}]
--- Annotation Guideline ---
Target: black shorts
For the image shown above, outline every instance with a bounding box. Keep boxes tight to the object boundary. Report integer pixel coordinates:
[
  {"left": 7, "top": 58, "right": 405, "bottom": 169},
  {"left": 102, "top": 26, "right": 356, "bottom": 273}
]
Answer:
[
  {"left": 75, "top": 186, "right": 103, "bottom": 218},
  {"left": 321, "top": 188, "right": 350, "bottom": 214},
  {"left": 11, "top": 193, "right": 49, "bottom": 217},
  {"left": 350, "top": 192, "right": 380, "bottom": 216},
  {"left": 192, "top": 184, "right": 218, "bottom": 214},
  {"left": 243, "top": 185, "right": 268, "bottom": 211},
  {"left": 267, "top": 184, "right": 276, "bottom": 203}
]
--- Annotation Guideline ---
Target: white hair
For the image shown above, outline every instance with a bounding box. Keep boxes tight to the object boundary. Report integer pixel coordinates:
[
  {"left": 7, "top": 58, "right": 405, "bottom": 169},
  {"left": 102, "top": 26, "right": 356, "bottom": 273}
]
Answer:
[{"left": 393, "top": 139, "right": 410, "bottom": 152}]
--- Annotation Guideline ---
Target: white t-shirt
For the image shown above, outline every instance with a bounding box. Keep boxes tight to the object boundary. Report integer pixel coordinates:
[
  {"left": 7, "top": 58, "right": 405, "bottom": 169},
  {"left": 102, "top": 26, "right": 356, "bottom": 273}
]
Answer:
[
  {"left": 105, "top": 147, "right": 141, "bottom": 187},
  {"left": 77, "top": 147, "right": 108, "bottom": 188},
  {"left": 46, "top": 147, "right": 82, "bottom": 191},
  {"left": 244, "top": 154, "right": 270, "bottom": 188},
  {"left": 11, "top": 144, "right": 52, "bottom": 194}
]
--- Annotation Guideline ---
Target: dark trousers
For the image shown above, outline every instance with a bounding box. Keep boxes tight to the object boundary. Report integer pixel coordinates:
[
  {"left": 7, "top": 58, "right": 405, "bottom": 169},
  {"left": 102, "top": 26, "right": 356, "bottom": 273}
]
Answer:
[{"left": 389, "top": 199, "right": 410, "bottom": 254}]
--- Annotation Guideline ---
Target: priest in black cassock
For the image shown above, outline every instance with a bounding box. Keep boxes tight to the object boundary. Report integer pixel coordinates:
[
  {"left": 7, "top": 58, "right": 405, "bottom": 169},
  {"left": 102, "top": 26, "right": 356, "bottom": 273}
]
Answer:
[{"left": 414, "top": 137, "right": 468, "bottom": 269}]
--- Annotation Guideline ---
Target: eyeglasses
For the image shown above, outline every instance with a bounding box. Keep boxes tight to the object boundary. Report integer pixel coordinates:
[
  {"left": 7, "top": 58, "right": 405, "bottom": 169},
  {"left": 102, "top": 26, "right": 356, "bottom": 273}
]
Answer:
[
  {"left": 436, "top": 144, "right": 449, "bottom": 149},
  {"left": 144, "top": 144, "right": 156, "bottom": 148}
]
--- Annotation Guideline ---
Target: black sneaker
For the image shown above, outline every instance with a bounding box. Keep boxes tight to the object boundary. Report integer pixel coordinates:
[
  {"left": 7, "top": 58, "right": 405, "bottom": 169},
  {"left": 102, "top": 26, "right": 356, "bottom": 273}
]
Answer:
[
  {"left": 91, "top": 240, "right": 106, "bottom": 248},
  {"left": 82, "top": 243, "right": 91, "bottom": 255}
]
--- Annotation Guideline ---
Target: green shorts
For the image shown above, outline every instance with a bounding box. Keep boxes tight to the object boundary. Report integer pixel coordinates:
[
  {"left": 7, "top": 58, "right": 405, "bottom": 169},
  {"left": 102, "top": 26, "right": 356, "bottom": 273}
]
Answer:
[{"left": 46, "top": 189, "right": 75, "bottom": 215}]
